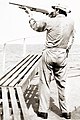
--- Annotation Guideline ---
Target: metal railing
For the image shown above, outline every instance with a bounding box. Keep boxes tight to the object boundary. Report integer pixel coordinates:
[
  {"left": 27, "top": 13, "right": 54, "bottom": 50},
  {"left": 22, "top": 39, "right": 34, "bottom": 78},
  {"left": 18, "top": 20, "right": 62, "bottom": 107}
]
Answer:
[{"left": 2, "top": 38, "right": 27, "bottom": 73}]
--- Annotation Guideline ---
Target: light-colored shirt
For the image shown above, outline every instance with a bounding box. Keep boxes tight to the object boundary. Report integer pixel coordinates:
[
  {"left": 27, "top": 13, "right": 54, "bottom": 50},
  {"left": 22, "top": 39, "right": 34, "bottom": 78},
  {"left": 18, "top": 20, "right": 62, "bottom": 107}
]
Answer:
[{"left": 29, "top": 14, "right": 74, "bottom": 49}]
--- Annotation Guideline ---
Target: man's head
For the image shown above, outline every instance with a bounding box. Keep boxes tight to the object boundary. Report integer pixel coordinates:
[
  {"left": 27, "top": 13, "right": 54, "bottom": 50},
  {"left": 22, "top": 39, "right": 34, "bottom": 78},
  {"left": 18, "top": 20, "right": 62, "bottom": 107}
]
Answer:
[{"left": 51, "top": 4, "right": 71, "bottom": 17}]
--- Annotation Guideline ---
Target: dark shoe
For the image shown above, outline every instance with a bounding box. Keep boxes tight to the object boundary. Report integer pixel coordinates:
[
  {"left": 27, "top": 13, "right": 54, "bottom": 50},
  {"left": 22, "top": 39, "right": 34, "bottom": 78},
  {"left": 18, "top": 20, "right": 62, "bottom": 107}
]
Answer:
[
  {"left": 37, "top": 111, "right": 48, "bottom": 119},
  {"left": 61, "top": 112, "right": 71, "bottom": 119}
]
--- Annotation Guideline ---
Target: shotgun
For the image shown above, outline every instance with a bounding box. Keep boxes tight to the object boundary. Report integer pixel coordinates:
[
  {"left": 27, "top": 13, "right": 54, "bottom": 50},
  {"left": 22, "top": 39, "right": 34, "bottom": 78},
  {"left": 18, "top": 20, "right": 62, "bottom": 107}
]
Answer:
[{"left": 9, "top": 2, "right": 49, "bottom": 15}]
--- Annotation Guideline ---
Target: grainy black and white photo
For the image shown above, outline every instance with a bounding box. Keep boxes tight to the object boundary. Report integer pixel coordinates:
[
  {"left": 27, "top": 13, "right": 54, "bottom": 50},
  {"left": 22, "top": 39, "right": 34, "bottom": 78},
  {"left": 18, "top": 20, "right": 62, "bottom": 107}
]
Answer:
[{"left": 0, "top": 0, "right": 80, "bottom": 120}]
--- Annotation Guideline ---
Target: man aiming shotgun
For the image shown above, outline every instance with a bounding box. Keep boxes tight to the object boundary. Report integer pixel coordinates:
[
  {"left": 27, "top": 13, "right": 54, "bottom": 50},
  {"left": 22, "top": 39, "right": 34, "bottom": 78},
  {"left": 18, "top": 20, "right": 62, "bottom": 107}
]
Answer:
[
  {"left": 9, "top": 2, "right": 74, "bottom": 119},
  {"left": 9, "top": 2, "right": 71, "bottom": 18}
]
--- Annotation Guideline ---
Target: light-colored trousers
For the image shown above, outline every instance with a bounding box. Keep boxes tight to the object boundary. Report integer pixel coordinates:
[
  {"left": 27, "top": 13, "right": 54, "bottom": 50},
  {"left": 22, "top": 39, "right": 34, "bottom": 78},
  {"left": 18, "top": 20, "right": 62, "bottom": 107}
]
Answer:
[{"left": 38, "top": 47, "right": 68, "bottom": 113}]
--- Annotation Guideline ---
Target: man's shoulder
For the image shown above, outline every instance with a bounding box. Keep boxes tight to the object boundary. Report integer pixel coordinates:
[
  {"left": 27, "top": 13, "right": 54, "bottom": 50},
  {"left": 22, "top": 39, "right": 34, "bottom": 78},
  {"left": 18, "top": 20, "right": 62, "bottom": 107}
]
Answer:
[
  {"left": 66, "top": 15, "right": 74, "bottom": 26},
  {"left": 67, "top": 15, "right": 74, "bottom": 22}
]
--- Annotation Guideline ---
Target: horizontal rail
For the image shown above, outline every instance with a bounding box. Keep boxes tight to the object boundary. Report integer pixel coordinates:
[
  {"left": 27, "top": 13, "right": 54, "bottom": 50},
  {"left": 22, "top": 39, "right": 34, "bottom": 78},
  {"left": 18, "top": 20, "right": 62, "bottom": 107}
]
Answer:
[{"left": 0, "top": 54, "right": 41, "bottom": 87}]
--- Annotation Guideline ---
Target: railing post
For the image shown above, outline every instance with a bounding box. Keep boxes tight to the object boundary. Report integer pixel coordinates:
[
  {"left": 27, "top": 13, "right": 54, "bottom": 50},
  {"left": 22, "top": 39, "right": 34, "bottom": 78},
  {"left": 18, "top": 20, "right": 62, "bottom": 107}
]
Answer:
[
  {"left": 23, "top": 38, "right": 26, "bottom": 57},
  {"left": 3, "top": 43, "right": 6, "bottom": 73}
]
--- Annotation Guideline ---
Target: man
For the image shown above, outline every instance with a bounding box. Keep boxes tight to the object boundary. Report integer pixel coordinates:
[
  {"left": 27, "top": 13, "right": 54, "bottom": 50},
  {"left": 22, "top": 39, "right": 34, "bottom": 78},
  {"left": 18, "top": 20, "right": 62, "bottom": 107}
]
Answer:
[{"left": 28, "top": 4, "right": 74, "bottom": 119}]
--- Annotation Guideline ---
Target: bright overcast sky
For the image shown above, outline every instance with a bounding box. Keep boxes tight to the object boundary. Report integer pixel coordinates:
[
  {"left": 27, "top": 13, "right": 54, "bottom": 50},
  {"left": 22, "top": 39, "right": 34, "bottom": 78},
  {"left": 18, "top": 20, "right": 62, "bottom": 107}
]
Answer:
[{"left": 0, "top": 0, "right": 80, "bottom": 44}]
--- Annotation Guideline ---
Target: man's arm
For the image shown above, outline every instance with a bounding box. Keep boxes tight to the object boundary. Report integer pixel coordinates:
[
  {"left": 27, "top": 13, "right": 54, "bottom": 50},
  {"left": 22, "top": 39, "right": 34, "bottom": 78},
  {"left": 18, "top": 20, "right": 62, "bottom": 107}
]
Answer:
[
  {"left": 29, "top": 18, "right": 47, "bottom": 32},
  {"left": 66, "top": 30, "right": 75, "bottom": 57},
  {"left": 20, "top": 6, "right": 47, "bottom": 32},
  {"left": 67, "top": 30, "right": 75, "bottom": 50}
]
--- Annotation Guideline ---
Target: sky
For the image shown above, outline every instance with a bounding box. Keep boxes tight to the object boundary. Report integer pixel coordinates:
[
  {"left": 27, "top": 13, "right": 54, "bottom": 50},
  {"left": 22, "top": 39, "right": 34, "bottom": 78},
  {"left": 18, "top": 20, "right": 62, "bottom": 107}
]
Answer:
[{"left": 0, "top": 0, "right": 80, "bottom": 44}]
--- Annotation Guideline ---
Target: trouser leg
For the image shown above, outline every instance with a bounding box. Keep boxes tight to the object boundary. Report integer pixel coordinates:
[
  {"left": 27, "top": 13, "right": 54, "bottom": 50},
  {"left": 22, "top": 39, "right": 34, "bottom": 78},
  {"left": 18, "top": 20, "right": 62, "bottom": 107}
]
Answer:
[
  {"left": 54, "top": 59, "right": 68, "bottom": 113},
  {"left": 38, "top": 57, "right": 52, "bottom": 113}
]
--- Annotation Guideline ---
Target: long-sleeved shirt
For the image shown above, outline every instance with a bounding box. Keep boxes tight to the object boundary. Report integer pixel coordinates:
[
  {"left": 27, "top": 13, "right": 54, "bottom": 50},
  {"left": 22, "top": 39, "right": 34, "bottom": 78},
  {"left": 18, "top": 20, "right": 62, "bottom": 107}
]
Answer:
[{"left": 29, "top": 14, "right": 74, "bottom": 49}]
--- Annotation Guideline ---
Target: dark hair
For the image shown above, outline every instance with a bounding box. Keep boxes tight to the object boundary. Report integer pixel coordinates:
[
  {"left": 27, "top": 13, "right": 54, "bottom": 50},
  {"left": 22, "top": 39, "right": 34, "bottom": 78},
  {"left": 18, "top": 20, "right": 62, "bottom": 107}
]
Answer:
[
  {"left": 58, "top": 9, "right": 67, "bottom": 16},
  {"left": 52, "top": 6, "right": 67, "bottom": 16}
]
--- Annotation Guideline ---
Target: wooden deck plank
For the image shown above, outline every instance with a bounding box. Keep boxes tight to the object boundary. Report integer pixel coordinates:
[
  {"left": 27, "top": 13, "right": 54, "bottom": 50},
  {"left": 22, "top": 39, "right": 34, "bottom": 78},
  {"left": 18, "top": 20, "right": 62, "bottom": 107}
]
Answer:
[
  {"left": 9, "top": 55, "right": 41, "bottom": 87},
  {"left": 2, "top": 87, "right": 10, "bottom": 120},
  {"left": 0, "top": 54, "right": 31, "bottom": 86},
  {"left": 16, "top": 87, "right": 29, "bottom": 120},
  {"left": 2, "top": 55, "right": 37, "bottom": 86},
  {"left": 9, "top": 87, "right": 21, "bottom": 120}
]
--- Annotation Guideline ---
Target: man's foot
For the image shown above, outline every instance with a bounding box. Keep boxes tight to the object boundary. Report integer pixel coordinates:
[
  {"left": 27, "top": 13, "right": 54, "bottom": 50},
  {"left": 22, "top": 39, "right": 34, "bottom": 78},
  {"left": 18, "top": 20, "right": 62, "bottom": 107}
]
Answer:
[
  {"left": 61, "top": 112, "right": 71, "bottom": 119},
  {"left": 37, "top": 112, "right": 48, "bottom": 119}
]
